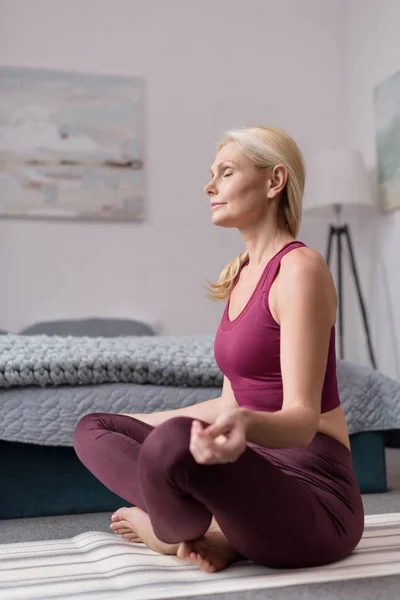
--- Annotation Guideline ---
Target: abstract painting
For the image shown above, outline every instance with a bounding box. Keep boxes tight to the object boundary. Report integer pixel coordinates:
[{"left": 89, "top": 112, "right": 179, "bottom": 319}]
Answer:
[
  {"left": 0, "top": 66, "right": 145, "bottom": 221},
  {"left": 374, "top": 69, "right": 400, "bottom": 213}
]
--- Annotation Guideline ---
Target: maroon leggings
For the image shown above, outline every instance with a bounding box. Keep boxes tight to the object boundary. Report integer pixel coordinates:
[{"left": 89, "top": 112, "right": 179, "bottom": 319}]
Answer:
[{"left": 73, "top": 413, "right": 364, "bottom": 568}]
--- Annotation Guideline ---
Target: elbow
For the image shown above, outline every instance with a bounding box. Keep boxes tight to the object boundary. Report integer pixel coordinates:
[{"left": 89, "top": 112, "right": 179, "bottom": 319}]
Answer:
[
  {"left": 299, "top": 428, "right": 318, "bottom": 447},
  {"left": 297, "top": 411, "right": 319, "bottom": 447}
]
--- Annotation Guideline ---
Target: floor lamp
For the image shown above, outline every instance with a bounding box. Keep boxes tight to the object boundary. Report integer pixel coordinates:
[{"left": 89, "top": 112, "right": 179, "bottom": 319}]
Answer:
[{"left": 304, "top": 149, "right": 377, "bottom": 369}]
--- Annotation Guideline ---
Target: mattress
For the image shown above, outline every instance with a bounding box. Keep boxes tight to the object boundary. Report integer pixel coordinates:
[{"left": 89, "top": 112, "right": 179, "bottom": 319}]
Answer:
[{"left": 0, "top": 383, "right": 221, "bottom": 446}]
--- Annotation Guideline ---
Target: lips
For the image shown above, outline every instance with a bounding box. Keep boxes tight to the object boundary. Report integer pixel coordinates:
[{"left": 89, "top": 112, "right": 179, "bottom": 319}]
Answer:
[{"left": 211, "top": 203, "right": 226, "bottom": 207}]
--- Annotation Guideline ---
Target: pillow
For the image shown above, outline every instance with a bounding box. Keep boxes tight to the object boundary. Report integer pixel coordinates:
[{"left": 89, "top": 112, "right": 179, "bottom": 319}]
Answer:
[{"left": 19, "top": 318, "right": 156, "bottom": 337}]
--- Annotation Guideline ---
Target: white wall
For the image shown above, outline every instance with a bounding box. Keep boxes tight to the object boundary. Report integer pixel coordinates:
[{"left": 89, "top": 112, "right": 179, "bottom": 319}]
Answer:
[
  {"left": 342, "top": 0, "right": 400, "bottom": 378},
  {"left": 0, "top": 0, "right": 345, "bottom": 334}
]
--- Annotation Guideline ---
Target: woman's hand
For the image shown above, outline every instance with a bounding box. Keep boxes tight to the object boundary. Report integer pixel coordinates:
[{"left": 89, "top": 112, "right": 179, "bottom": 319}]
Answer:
[{"left": 189, "top": 408, "right": 250, "bottom": 465}]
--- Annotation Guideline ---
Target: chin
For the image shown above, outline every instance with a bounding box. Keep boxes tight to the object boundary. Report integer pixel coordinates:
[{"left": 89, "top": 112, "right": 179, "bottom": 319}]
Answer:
[
  {"left": 211, "top": 210, "right": 242, "bottom": 229},
  {"left": 211, "top": 214, "right": 235, "bottom": 228}
]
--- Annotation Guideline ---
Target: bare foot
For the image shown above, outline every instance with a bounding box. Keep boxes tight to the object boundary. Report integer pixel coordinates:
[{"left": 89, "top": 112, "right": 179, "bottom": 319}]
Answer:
[
  {"left": 111, "top": 507, "right": 242, "bottom": 573},
  {"left": 110, "top": 506, "right": 144, "bottom": 543},
  {"left": 110, "top": 506, "right": 179, "bottom": 555},
  {"left": 176, "top": 529, "right": 243, "bottom": 573},
  {"left": 111, "top": 508, "right": 220, "bottom": 545}
]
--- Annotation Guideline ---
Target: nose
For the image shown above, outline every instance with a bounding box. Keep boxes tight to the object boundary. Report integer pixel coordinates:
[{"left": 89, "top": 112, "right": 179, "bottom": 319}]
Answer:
[{"left": 204, "top": 181, "right": 216, "bottom": 196}]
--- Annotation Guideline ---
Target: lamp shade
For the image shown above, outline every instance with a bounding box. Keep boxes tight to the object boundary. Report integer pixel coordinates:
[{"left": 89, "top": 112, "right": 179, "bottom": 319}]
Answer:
[{"left": 303, "top": 149, "right": 374, "bottom": 217}]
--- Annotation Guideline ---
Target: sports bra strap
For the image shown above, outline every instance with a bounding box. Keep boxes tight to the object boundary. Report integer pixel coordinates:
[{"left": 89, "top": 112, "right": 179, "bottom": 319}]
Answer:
[{"left": 260, "top": 241, "right": 306, "bottom": 294}]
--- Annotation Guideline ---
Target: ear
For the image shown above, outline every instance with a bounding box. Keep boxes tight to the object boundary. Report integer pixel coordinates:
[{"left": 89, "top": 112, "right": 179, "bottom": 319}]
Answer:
[{"left": 266, "top": 165, "right": 288, "bottom": 199}]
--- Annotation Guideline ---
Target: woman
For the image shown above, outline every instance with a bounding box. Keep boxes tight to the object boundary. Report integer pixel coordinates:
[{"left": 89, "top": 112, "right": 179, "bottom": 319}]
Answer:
[{"left": 73, "top": 125, "right": 364, "bottom": 574}]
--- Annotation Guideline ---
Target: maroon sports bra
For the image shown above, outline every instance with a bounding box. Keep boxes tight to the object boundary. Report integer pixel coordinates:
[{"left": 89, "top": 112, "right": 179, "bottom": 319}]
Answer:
[{"left": 214, "top": 241, "right": 341, "bottom": 413}]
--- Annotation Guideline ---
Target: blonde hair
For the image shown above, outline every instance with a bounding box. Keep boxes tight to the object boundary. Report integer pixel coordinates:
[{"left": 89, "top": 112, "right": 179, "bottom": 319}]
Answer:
[{"left": 204, "top": 125, "right": 306, "bottom": 301}]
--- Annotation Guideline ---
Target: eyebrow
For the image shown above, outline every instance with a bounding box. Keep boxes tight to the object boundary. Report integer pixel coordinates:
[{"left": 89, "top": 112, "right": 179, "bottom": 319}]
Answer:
[{"left": 210, "top": 161, "right": 237, "bottom": 176}]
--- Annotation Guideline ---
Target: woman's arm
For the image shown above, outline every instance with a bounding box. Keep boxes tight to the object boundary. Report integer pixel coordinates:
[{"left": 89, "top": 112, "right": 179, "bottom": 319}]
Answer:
[
  {"left": 243, "top": 248, "right": 337, "bottom": 449},
  {"left": 121, "top": 397, "right": 221, "bottom": 427},
  {"left": 121, "top": 376, "right": 238, "bottom": 427}
]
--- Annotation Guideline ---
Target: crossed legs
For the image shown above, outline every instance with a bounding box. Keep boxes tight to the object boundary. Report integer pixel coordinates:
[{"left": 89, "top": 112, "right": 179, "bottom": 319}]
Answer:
[{"left": 73, "top": 413, "right": 348, "bottom": 568}]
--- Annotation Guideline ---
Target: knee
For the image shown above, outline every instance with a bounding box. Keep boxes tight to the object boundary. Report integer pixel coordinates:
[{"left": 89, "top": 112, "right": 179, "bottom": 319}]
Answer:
[
  {"left": 138, "top": 416, "right": 193, "bottom": 472},
  {"left": 73, "top": 412, "right": 108, "bottom": 453}
]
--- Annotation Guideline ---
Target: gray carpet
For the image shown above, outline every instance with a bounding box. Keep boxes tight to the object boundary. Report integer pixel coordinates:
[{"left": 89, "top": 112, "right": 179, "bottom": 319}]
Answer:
[{"left": 1, "top": 448, "right": 400, "bottom": 600}]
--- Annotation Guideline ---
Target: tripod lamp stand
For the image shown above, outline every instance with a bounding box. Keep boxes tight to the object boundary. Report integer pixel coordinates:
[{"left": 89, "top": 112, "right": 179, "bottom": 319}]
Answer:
[{"left": 304, "top": 149, "right": 377, "bottom": 369}]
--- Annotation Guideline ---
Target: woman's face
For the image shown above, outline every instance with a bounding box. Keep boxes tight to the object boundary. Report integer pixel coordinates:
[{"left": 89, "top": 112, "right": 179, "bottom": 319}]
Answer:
[{"left": 204, "top": 141, "right": 270, "bottom": 229}]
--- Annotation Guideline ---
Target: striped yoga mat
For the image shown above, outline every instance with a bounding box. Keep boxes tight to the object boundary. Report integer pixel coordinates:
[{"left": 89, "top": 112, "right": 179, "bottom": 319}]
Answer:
[{"left": 1, "top": 513, "right": 400, "bottom": 600}]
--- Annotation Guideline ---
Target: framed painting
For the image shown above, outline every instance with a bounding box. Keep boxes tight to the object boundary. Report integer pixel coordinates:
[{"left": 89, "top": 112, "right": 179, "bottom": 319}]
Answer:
[
  {"left": 374, "top": 69, "right": 400, "bottom": 213},
  {"left": 0, "top": 66, "right": 145, "bottom": 221}
]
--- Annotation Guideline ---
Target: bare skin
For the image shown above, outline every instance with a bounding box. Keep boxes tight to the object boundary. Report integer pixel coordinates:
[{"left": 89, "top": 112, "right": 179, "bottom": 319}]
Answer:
[{"left": 110, "top": 506, "right": 243, "bottom": 573}]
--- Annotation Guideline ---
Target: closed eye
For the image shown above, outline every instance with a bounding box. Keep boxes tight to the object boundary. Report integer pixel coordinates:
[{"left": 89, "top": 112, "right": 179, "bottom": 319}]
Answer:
[{"left": 209, "top": 166, "right": 234, "bottom": 180}]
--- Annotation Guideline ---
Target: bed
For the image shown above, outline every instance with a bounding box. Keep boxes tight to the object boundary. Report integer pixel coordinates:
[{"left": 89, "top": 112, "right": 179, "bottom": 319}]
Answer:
[{"left": 1, "top": 318, "right": 399, "bottom": 520}]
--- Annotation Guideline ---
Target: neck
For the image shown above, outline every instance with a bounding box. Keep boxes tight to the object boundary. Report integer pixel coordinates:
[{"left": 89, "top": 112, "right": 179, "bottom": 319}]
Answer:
[{"left": 241, "top": 225, "right": 295, "bottom": 269}]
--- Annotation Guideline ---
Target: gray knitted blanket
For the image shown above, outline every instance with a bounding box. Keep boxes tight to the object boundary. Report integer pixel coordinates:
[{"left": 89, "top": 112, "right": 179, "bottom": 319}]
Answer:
[{"left": 0, "top": 334, "right": 222, "bottom": 388}]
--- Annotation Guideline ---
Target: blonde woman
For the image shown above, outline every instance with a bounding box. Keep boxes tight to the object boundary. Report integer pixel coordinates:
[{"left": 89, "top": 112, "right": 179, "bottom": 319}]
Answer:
[{"left": 73, "top": 126, "right": 364, "bottom": 574}]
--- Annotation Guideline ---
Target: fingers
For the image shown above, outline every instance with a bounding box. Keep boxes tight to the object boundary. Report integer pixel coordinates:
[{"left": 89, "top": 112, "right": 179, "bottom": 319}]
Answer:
[
  {"left": 214, "top": 434, "right": 229, "bottom": 445},
  {"left": 204, "top": 410, "right": 236, "bottom": 438},
  {"left": 191, "top": 417, "right": 246, "bottom": 465},
  {"left": 190, "top": 421, "right": 222, "bottom": 464}
]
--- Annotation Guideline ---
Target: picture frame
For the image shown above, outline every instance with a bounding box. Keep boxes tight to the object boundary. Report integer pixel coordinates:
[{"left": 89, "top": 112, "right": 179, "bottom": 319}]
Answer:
[
  {"left": 374, "top": 69, "right": 400, "bottom": 213},
  {"left": 0, "top": 66, "right": 145, "bottom": 221}
]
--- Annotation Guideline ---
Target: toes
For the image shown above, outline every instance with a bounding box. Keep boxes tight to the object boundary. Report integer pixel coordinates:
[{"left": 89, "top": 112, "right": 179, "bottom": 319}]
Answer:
[
  {"left": 112, "top": 527, "right": 133, "bottom": 535},
  {"left": 185, "top": 544, "right": 196, "bottom": 560},
  {"left": 122, "top": 533, "right": 141, "bottom": 541},
  {"left": 110, "top": 520, "right": 131, "bottom": 531},
  {"left": 193, "top": 553, "right": 213, "bottom": 573},
  {"left": 196, "top": 554, "right": 215, "bottom": 573},
  {"left": 203, "top": 558, "right": 216, "bottom": 573},
  {"left": 189, "top": 551, "right": 202, "bottom": 565},
  {"left": 177, "top": 544, "right": 216, "bottom": 572},
  {"left": 177, "top": 542, "right": 192, "bottom": 560},
  {"left": 198, "top": 555, "right": 208, "bottom": 569},
  {"left": 117, "top": 507, "right": 137, "bottom": 522},
  {"left": 111, "top": 507, "right": 129, "bottom": 521}
]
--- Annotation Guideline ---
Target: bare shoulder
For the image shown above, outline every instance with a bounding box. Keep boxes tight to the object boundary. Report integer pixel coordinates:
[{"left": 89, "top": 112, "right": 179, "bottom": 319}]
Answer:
[
  {"left": 273, "top": 246, "right": 337, "bottom": 320},
  {"left": 280, "top": 246, "right": 333, "bottom": 287}
]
